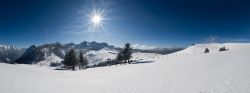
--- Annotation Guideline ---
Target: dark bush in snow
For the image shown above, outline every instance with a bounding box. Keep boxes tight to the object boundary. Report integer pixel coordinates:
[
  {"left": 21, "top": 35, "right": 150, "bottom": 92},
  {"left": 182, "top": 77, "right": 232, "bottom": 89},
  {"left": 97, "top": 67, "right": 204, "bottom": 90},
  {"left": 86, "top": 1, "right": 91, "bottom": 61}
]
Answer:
[
  {"left": 50, "top": 62, "right": 61, "bottom": 67},
  {"left": 204, "top": 48, "right": 209, "bottom": 53},
  {"left": 219, "top": 47, "right": 228, "bottom": 52}
]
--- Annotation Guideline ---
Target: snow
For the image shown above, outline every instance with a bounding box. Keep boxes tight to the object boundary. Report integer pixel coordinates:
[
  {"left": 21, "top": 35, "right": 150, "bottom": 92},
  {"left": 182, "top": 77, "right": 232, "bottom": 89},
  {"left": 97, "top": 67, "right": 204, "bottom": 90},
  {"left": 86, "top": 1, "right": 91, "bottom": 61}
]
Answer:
[
  {"left": 85, "top": 48, "right": 119, "bottom": 65},
  {"left": 0, "top": 44, "right": 19, "bottom": 50},
  {"left": 0, "top": 44, "right": 11, "bottom": 49},
  {"left": 38, "top": 53, "right": 63, "bottom": 66},
  {"left": 132, "top": 52, "right": 162, "bottom": 61},
  {"left": 0, "top": 43, "right": 250, "bottom": 93},
  {"left": 86, "top": 48, "right": 162, "bottom": 65},
  {"left": 37, "top": 48, "right": 63, "bottom": 66},
  {"left": 34, "top": 48, "right": 160, "bottom": 66},
  {"left": 173, "top": 43, "right": 250, "bottom": 55}
]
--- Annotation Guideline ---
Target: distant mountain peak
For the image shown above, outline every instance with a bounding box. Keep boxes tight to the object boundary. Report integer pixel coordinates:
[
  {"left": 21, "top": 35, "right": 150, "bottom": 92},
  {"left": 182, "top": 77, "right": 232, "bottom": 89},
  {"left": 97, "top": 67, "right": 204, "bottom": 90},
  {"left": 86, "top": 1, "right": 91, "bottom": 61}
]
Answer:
[
  {"left": 0, "top": 44, "right": 25, "bottom": 63},
  {"left": 14, "top": 41, "right": 115, "bottom": 65},
  {"left": 74, "top": 41, "right": 115, "bottom": 50},
  {"left": 12, "top": 41, "right": 182, "bottom": 65}
]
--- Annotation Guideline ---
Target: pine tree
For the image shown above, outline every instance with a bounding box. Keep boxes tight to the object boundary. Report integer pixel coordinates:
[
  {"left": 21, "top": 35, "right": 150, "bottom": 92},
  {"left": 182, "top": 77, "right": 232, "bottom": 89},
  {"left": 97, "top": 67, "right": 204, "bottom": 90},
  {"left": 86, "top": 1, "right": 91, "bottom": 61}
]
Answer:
[
  {"left": 79, "top": 51, "right": 84, "bottom": 66},
  {"left": 116, "top": 52, "right": 123, "bottom": 64},
  {"left": 123, "top": 43, "right": 133, "bottom": 64},
  {"left": 79, "top": 51, "right": 88, "bottom": 69},
  {"left": 116, "top": 43, "right": 133, "bottom": 64},
  {"left": 84, "top": 56, "right": 88, "bottom": 67},
  {"left": 63, "top": 48, "right": 78, "bottom": 70}
]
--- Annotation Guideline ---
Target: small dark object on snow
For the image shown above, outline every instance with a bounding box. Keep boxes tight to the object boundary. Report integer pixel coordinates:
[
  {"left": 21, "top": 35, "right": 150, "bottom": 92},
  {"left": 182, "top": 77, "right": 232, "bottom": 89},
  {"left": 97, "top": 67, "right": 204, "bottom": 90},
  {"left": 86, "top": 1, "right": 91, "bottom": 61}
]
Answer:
[
  {"left": 204, "top": 48, "right": 209, "bottom": 53},
  {"left": 219, "top": 46, "right": 228, "bottom": 52}
]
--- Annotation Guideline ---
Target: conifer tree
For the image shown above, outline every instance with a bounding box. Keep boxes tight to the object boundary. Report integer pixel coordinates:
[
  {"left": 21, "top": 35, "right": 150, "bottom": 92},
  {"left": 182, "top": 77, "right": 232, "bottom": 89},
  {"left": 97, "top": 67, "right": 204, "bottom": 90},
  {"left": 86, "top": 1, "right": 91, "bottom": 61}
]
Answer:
[
  {"left": 123, "top": 43, "right": 133, "bottom": 63},
  {"left": 116, "top": 52, "right": 123, "bottom": 64},
  {"left": 63, "top": 48, "right": 78, "bottom": 70},
  {"left": 79, "top": 51, "right": 88, "bottom": 69},
  {"left": 116, "top": 43, "right": 133, "bottom": 64}
]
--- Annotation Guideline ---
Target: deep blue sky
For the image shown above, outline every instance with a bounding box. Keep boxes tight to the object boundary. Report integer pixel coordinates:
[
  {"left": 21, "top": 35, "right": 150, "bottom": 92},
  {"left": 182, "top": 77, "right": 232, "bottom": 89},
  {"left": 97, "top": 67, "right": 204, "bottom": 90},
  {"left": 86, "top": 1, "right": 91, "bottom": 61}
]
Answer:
[{"left": 0, "top": 0, "right": 250, "bottom": 48}]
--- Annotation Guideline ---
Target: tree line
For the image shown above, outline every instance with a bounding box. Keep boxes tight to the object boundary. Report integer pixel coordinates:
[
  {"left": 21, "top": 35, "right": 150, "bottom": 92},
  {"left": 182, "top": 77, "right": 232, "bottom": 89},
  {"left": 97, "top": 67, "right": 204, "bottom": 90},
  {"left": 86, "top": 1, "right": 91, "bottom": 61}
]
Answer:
[
  {"left": 63, "top": 43, "right": 133, "bottom": 70},
  {"left": 62, "top": 49, "right": 88, "bottom": 70}
]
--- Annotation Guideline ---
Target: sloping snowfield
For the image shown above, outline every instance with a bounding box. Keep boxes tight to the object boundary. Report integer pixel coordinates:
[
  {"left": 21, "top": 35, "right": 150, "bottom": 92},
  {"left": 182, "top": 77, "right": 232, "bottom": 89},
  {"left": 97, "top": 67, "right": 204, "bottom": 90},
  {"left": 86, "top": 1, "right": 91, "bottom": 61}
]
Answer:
[{"left": 0, "top": 43, "right": 250, "bottom": 93}]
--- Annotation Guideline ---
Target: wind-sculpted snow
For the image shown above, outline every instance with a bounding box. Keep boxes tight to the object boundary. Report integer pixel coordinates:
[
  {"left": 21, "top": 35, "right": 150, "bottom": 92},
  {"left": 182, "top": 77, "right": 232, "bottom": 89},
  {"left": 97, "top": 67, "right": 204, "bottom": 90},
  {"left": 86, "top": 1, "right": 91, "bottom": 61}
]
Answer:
[{"left": 1, "top": 43, "right": 250, "bottom": 93}]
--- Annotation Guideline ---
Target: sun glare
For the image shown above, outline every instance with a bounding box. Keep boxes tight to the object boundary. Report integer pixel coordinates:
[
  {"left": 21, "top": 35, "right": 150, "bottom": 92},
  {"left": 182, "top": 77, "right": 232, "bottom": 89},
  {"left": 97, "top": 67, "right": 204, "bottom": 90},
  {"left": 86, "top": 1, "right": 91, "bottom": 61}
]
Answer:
[
  {"left": 87, "top": 8, "right": 106, "bottom": 31},
  {"left": 91, "top": 15, "right": 102, "bottom": 24}
]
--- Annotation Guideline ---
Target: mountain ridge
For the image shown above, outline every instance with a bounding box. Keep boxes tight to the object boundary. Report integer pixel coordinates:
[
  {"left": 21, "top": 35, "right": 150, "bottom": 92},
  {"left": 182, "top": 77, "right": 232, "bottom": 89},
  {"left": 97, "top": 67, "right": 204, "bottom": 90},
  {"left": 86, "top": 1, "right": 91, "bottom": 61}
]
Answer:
[
  {"left": 0, "top": 41, "right": 183, "bottom": 65},
  {"left": 0, "top": 45, "right": 25, "bottom": 63}
]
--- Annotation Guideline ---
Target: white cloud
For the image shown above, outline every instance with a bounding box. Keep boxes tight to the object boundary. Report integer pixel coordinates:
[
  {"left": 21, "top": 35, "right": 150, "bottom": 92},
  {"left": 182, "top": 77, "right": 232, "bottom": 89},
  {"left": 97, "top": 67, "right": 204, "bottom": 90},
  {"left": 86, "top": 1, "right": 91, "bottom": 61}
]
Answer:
[
  {"left": 61, "top": 30, "right": 88, "bottom": 35},
  {"left": 226, "top": 38, "right": 250, "bottom": 42},
  {"left": 204, "top": 35, "right": 250, "bottom": 43},
  {"left": 205, "top": 35, "right": 219, "bottom": 43},
  {"left": 132, "top": 44, "right": 157, "bottom": 50}
]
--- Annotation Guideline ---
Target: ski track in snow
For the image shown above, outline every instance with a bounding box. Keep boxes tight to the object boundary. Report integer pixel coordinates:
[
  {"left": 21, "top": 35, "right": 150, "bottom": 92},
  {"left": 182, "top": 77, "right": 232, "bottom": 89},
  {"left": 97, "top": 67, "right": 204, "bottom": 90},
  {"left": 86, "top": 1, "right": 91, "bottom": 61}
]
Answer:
[{"left": 0, "top": 43, "right": 250, "bottom": 93}]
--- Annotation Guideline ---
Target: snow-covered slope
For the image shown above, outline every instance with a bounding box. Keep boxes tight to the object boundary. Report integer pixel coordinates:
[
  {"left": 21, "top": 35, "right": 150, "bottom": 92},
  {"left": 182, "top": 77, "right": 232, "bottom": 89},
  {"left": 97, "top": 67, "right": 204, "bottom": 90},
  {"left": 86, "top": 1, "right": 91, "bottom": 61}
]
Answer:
[
  {"left": 0, "top": 43, "right": 250, "bottom": 93},
  {"left": 38, "top": 53, "right": 63, "bottom": 66},
  {"left": 86, "top": 48, "right": 119, "bottom": 65},
  {"left": 15, "top": 43, "right": 65, "bottom": 64},
  {"left": 132, "top": 52, "right": 162, "bottom": 61},
  {"left": 86, "top": 48, "right": 161, "bottom": 65},
  {"left": 172, "top": 43, "right": 249, "bottom": 56}
]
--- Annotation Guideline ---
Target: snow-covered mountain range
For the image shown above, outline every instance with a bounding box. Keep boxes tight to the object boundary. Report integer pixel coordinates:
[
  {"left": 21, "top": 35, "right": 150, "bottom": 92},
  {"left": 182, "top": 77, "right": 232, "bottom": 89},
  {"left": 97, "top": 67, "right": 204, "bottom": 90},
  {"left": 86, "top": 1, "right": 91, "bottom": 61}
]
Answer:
[
  {"left": 0, "top": 45, "right": 25, "bottom": 63},
  {"left": 15, "top": 41, "right": 116, "bottom": 65},
  {"left": 15, "top": 43, "right": 65, "bottom": 64},
  {"left": 0, "top": 41, "right": 182, "bottom": 66},
  {"left": 12, "top": 41, "right": 181, "bottom": 66}
]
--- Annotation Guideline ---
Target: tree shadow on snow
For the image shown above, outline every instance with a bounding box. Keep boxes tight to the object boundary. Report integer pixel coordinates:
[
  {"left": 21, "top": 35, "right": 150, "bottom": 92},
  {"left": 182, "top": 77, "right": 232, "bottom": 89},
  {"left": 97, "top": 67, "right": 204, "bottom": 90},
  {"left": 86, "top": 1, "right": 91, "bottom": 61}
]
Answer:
[{"left": 131, "top": 61, "right": 155, "bottom": 64}]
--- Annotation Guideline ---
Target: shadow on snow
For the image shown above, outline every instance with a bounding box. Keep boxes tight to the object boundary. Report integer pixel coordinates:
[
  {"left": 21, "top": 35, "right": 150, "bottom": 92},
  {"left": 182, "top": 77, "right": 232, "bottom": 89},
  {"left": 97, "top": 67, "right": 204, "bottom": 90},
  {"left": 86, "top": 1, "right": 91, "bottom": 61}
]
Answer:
[{"left": 131, "top": 61, "right": 155, "bottom": 64}]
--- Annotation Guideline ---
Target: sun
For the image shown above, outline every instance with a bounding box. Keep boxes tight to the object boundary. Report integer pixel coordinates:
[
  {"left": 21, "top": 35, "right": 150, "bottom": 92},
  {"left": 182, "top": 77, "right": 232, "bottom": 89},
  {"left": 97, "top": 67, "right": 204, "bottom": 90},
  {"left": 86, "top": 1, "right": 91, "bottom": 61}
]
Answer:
[
  {"left": 91, "top": 15, "right": 102, "bottom": 24},
  {"left": 87, "top": 8, "right": 106, "bottom": 31}
]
